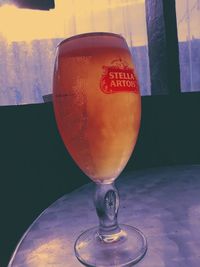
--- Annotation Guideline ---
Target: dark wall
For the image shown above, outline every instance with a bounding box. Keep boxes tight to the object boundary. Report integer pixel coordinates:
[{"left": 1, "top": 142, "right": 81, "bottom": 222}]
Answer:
[
  {"left": 1, "top": 93, "right": 200, "bottom": 266},
  {"left": 133, "top": 93, "right": 200, "bottom": 168}
]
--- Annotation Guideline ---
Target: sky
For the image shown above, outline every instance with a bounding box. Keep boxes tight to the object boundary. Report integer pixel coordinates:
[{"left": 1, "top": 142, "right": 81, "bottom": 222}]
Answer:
[
  {"left": 0, "top": 0, "right": 147, "bottom": 45},
  {"left": 0, "top": 0, "right": 199, "bottom": 44}
]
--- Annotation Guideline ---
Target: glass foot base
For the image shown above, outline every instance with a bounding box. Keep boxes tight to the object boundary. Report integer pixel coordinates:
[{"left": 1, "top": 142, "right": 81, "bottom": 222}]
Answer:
[{"left": 74, "top": 224, "right": 147, "bottom": 267}]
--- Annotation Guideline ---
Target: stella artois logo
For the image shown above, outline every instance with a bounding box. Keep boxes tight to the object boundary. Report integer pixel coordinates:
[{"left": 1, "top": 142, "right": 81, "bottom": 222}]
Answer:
[{"left": 100, "top": 58, "right": 139, "bottom": 94}]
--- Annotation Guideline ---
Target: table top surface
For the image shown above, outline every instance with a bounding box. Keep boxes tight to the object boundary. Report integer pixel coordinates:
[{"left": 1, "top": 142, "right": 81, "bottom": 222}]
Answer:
[{"left": 9, "top": 165, "right": 200, "bottom": 267}]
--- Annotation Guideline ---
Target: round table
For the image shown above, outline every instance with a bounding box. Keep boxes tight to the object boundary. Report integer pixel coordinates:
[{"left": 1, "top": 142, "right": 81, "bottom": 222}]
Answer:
[{"left": 8, "top": 165, "right": 200, "bottom": 267}]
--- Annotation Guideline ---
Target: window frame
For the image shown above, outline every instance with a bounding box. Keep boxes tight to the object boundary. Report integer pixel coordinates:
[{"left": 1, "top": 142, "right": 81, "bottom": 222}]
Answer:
[{"left": 145, "top": 0, "right": 181, "bottom": 96}]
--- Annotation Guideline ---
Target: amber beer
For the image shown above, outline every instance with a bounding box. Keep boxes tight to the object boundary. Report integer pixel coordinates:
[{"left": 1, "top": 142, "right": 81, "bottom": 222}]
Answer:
[{"left": 53, "top": 33, "right": 141, "bottom": 183}]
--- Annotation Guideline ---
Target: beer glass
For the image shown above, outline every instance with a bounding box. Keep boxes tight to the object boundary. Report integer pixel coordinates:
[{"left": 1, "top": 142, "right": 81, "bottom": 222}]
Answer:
[{"left": 53, "top": 32, "right": 147, "bottom": 266}]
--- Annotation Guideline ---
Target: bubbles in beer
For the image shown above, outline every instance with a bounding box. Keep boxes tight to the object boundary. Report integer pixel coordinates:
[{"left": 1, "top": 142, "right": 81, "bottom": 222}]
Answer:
[{"left": 53, "top": 34, "right": 141, "bottom": 183}]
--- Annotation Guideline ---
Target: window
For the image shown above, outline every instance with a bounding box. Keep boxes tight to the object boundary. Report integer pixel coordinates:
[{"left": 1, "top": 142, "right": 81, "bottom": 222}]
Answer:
[
  {"left": 0, "top": 0, "right": 150, "bottom": 106},
  {"left": 176, "top": 0, "right": 200, "bottom": 92}
]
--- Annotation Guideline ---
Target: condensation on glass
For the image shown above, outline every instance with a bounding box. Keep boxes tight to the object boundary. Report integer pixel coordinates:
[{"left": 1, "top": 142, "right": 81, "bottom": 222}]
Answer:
[
  {"left": 0, "top": 0, "right": 150, "bottom": 106},
  {"left": 176, "top": 0, "right": 200, "bottom": 92}
]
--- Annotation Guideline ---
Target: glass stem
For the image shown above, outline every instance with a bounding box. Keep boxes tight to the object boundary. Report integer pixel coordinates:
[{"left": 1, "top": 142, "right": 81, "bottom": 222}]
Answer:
[{"left": 94, "top": 182, "right": 122, "bottom": 243}]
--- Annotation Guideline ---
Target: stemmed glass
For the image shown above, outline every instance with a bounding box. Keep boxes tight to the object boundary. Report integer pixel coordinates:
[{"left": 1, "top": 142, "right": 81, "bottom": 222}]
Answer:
[{"left": 53, "top": 32, "right": 147, "bottom": 267}]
